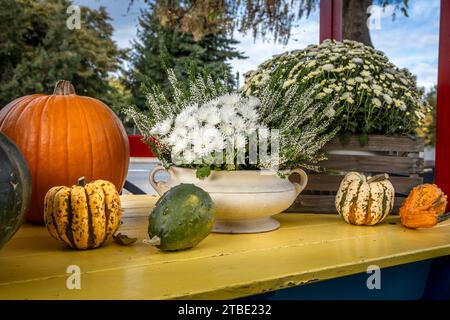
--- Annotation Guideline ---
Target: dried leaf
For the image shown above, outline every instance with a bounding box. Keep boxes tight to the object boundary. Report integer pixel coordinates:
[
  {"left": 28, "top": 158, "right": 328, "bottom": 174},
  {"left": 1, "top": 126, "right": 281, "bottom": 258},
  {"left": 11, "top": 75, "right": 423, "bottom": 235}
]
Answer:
[{"left": 113, "top": 233, "right": 138, "bottom": 246}]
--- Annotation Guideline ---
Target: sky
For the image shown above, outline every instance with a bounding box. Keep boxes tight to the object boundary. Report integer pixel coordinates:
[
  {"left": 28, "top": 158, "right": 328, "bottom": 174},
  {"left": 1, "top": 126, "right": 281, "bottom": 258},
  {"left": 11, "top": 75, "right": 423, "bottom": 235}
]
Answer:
[{"left": 75, "top": 0, "right": 440, "bottom": 90}]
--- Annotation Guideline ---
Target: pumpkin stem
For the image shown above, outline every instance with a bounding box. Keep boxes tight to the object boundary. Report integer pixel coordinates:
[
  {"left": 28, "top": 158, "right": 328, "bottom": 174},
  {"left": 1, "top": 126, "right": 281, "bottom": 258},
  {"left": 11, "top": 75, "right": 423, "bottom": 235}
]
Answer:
[
  {"left": 53, "top": 80, "right": 76, "bottom": 95},
  {"left": 77, "top": 177, "right": 86, "bottom": 187},
  {"left": 143, "top": 236, "right": 161, "bottom": 246},
  {"left": 367, "top": 173, "right": 389, "bottom": 184},
  {"left": 437, "top": 212, "right": 450, "bottom": 223}
]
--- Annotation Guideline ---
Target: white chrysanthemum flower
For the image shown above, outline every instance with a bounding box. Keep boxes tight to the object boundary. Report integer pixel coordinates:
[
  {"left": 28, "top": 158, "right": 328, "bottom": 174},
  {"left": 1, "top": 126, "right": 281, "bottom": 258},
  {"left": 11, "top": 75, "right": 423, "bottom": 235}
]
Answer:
[
  {"left": 386, "top": 73, "right": 395, "bottom": 80},
  {"left": 347, "top": 79, "right": 356, "bottom": 85},
  {"left": 316, "top": 92, "right": 326, "bottom": 99},
  {"left": 372, "top": 98, "right": 382, "bottom": 108},
  {"left": 341, "top": 92, "right": 352, "bottom": 99},
  {"left": 201, "top": 126, "right": 221, "bottom": 141},
  {"left": 172, "top": 137, "right": 189, "bottom": 154},
  {"left": 220, "top": 122, "right": 234, "bottom": 137},
  {"left": 234, "top": 134, "right": 247, "bottom": 150},
  {"left": 247, "top": 96, "right": 260, "bottom": 109},
  {"left": 373, "top": 90, "right": 382, "bottom": 96},
  {"left": 219, "top": 93, "right": 241, "bottom": 106},
  {"left": 166, "top": 127, "right": 187, "bottom": 144},
  {"left": 179, "top": 104, "right": 198, "bottom": 118},
  {"left": 191, "top": 127, "right": 219, "bottom": 157},
  {"left": 197, "top": 106, "right": 210, "bottom": 122},
  {"left": 330, "top": 55, "right": 338, "bottom": 62},
  {"left": 232, "top": 116, "right": 247, "bottom": 131},
  {"left": 372, "top": 84, "right": 383, "bottom": 91},
  {"left": 175, "top": 105, "right": 196, "bottom": 126},
  {"left": 282, "top": 79, "right": 295, "bottom": 89},
  {"left": 150, "top": 117, "right": 172, "bottom": 136},
  {"left": 323, "top": 88, "right": 333, "bottom": 94},
  {"left": 394, "top": 99, "right": 407, "bottom": 111},
  {"left": 322, "top": 64, "right": 335, "bottom": 72},
  {"left": 306, "top": 60, "right": 316, "bottom": 68},
  {"left": 220, "top": 105, "right": 235, "bottom": 122},
  {"left": 184, "top": 115, "right": 198, "bottom": 128},
  {"left": 352, "top": 57, "right": 363, "bottom": 64},
  {"left": 360, "top": 70, "right": 371, "bottom": 77},
  {"left": 182, "top": 149, "right": 196, "bottom": 163},
  {"left": 400, "top": 78, "right": 409, "bottom": 85},
  {"left": 206, "top": 112, "right": 221, "bottom": 126},
  {"left": 383, "top": 94, "right": 393, "bottom": 105},
  {"left": 240, "top": 103, "right": 257, "bottom": 120}
]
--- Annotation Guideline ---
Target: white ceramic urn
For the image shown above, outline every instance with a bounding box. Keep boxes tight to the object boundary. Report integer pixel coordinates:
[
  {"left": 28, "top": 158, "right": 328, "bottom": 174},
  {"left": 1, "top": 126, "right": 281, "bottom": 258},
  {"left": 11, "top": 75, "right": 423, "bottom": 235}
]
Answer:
[{"left": 149, "top": 166, "right": 308, "bottom": 234}]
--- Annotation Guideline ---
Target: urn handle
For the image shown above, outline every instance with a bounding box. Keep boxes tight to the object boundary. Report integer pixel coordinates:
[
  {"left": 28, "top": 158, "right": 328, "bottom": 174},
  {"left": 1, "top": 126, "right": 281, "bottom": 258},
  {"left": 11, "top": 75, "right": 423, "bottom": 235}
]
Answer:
[
  {"left": 149, "top": 166, "right": 170, "bottom": 195},
  {"left": 289, "top": 168, "right": 308, "bottom": 196}
]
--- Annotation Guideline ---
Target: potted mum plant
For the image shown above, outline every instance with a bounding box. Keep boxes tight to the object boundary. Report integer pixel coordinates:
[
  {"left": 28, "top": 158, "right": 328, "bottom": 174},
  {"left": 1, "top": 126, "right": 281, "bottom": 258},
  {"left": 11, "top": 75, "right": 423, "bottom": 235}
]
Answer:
[
  {"left": 243, "top": 39, "right": 430, "bottom": 213},
  {"left": 125, "top": 69, "right": 338, "bottom": 233}
]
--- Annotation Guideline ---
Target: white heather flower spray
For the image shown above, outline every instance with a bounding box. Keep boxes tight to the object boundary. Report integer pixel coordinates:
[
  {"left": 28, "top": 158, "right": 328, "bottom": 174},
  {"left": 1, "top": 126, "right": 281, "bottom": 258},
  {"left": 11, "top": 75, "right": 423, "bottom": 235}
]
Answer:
[{"left": 124, "top": 67, "right": 339, "bottom": 178}]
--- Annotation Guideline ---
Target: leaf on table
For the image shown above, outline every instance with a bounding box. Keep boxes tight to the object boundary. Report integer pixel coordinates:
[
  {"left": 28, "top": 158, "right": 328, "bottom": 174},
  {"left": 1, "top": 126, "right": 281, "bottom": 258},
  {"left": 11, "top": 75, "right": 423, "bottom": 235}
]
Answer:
[
  {"left": 196, "top": 165, "right": 211, "bottom": 179},
  {"left": 113, "top": 233, "right": 138, "bottom": 246}
]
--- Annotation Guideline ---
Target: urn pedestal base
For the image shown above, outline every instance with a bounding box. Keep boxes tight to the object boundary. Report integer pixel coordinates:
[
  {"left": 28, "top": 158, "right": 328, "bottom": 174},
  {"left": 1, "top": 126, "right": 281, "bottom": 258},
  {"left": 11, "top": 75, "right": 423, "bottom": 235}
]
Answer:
[{"left": 212, "top": 217, "right": 280, "bottom": 234}]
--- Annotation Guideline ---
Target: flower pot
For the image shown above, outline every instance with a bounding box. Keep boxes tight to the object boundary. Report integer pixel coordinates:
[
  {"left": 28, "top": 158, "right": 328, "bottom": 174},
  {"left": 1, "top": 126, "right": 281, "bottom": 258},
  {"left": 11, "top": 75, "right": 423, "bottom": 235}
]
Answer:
[{"left": 149, "top": 166, "right": 308, "bottom": 233}]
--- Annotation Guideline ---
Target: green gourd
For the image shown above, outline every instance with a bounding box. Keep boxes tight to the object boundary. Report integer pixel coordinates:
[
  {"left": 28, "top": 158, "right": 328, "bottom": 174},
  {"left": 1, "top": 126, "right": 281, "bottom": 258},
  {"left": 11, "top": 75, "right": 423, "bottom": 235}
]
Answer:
[
  {"left": 0, "top": 132, "right": 31, "bottom": 249},
  {"left": 148, "top": 184, "right": 214, "bottom": 251}
]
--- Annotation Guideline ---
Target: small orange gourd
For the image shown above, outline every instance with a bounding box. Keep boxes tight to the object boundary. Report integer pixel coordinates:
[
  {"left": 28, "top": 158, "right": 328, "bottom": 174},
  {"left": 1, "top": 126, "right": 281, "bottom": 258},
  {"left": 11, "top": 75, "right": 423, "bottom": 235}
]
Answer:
[{"left": 399, "top": 184, "right": 449, "bottom": 229}]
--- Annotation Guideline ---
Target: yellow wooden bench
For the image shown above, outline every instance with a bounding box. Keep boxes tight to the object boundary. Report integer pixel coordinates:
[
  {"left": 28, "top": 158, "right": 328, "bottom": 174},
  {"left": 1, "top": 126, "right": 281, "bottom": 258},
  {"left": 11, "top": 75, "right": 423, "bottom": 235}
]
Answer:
[{"left": 0, "top": 194, "right": 449, "bottom": 299}]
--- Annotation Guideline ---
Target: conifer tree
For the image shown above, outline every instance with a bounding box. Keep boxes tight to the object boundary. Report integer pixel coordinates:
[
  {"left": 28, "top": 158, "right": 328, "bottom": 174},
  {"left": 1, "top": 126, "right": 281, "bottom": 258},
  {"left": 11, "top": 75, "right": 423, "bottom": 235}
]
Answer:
[
  {"left": 126, "top": 5, "right": 246, "bottom": 110},
  {"left": 0, "top": 0, "right": 124, "bottom": 108}
]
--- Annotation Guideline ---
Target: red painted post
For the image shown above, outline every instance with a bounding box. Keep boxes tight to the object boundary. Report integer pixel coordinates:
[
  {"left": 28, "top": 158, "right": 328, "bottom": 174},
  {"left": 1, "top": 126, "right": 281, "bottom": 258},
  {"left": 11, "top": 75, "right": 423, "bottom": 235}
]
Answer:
[
  {"left": 128, "top": 135, "right": 154, "bottom": 157},
  {"left": 435, "top": 0, "right": 450, "bottom": 209},
  {"left": 319, "top": 0, "right": 343, "bottom": 42}
]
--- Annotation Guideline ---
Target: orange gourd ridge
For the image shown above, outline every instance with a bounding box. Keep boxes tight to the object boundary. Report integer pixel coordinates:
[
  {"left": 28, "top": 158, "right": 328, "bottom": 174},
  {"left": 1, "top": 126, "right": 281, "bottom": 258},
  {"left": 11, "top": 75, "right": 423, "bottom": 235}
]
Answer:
[
  {"left": 399, "top": 184, "right": 449, "bottom": 229},
  {"left": 0, "top": 80, "right": 129, "bottom": 223}
]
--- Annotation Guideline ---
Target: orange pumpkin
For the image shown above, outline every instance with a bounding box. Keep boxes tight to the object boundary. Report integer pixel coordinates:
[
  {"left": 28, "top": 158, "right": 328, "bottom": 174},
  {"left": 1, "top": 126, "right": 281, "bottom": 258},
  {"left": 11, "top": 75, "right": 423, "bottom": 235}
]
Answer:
[
  {"left": 399, "top": 184, "right": 449, "bottom": 229},
  {"left": 0, "top": 80, "right": 129, "bottom": 223}
]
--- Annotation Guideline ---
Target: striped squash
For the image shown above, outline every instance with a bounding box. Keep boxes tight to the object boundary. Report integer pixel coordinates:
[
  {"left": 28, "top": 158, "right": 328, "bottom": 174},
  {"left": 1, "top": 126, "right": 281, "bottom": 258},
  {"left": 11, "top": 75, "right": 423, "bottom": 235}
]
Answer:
[
  {"left": 44, "top": 177, "right": 121, "bottom": 249},
  {"left": 335, "top": 172, "right": 395, "bottom": 226}
]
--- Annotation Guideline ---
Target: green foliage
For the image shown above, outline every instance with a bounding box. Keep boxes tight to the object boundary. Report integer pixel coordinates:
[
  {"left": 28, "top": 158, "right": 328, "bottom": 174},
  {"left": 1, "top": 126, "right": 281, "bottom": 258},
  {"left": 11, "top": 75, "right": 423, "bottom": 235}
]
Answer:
[
  {"left": 107, "top": 76, "right": 133, "bottom": 115},
  {"left": 0, "top": 0, "right": 125, "bottom": 108},
  {"left": 130, "top": 0, "right": 409, "bottom": 45},
  {"left": 124, "top": 3, "right": 246, "bottom": 110},
  {"left": 195, "top": 165, "right": 212, "bottom": 179},
  {"left": 416, "top": 86, "right": 437, "bottom": 146}
]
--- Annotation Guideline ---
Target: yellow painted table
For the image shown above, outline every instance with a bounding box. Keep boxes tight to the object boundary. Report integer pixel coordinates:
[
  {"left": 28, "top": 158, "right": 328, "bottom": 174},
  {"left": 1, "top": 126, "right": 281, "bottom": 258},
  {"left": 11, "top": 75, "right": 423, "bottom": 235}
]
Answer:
[{"left": 1, "top": 195, "right": 450, "bottom": 300}]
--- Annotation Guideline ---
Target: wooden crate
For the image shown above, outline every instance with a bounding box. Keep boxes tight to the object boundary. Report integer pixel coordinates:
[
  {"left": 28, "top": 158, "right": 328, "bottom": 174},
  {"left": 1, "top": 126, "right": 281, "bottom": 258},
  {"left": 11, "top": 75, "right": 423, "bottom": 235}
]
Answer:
[{"left": 287, "top": 135, "right": 424, "bottom": 213}]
